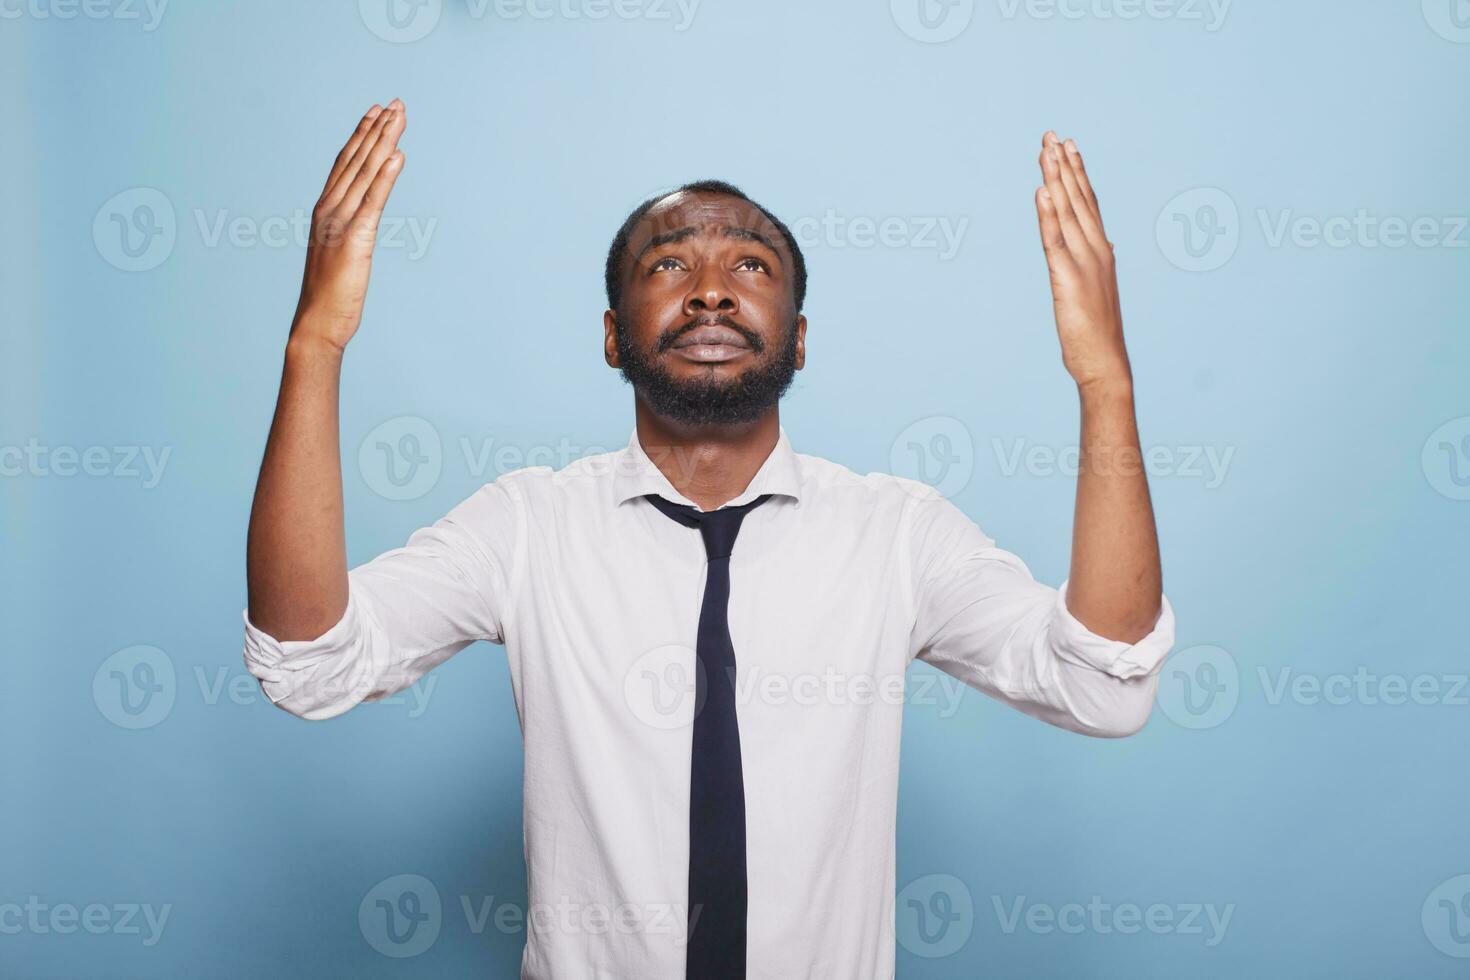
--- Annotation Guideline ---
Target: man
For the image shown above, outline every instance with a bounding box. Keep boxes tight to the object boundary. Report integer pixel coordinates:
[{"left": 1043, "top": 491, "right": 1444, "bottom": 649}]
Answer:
[{"left": 243, "top": 99, "right": 1176, "bottom": 980}]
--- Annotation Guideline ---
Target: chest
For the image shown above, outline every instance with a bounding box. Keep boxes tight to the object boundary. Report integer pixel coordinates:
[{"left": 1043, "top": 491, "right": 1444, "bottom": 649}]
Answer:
[{"left": 510, "top": 503, "right": 916, "bottom": 693}]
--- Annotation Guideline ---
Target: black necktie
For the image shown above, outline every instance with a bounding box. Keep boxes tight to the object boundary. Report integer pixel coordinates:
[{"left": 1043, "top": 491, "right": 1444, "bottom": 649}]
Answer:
[{"left": 644, "top": 491, "right": 773, "bottom": 980}]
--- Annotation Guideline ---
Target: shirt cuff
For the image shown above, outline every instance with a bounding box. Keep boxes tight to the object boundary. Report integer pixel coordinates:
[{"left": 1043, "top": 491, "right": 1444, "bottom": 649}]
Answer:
[
  {"left": 241, "top": 592, "right": 363, "bottom": 680},
  {"left": 1051, "top": 579, "right": 1176, "bottom": 680}
]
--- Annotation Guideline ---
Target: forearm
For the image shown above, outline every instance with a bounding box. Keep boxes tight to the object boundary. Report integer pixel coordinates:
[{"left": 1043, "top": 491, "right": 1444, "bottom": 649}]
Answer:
[
  {"left": 244, "top": 101, "right": 406, "bottom": 642},
  {"left": 245, "top": 321, "right": 350, "bottom": 641},
  {"left": 1065, "top": 378, "right": 1163, "bottom": 643}
]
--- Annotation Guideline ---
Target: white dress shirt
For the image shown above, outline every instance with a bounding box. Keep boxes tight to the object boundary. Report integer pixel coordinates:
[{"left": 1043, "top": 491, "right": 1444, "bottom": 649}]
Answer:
[{"left": 242, "top": 425, "right": 1176, "bottom": 980}]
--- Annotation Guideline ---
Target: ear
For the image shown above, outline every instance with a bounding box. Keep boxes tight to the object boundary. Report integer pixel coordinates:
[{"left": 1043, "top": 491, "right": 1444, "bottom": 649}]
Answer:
[
  {"left": 793, "top": 313, "right": 807, "bottom": 371},
  {"left": 603, "top": 309, "right": 620, "bottom": 368}
]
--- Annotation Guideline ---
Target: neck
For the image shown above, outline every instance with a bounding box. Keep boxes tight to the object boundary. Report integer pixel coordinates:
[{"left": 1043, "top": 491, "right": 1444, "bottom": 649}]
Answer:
[{"left": 634, "top": 399, "right": 781, "bottom": 511}]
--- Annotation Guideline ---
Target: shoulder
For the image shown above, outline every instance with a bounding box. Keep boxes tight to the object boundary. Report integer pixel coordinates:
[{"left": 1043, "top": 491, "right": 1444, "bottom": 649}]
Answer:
[
  {"left": 448, "top": 446, "right": 626, "bottom": 517},
  {"left": 794, "top": 450, "right": 962, "bottom": 515},
  {"left": 468, "top": 445, "right": 622, "bottom": 491},
  {"left": 799, "top": 451, "right": 996, "bottom": 555}
]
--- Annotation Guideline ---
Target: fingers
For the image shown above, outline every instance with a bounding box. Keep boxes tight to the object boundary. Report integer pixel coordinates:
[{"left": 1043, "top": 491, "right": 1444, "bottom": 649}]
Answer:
[
  {"left": 329, "top": 104, "right": 395, "bottom": 205},
  {"left": 338, "top": 103, "right": 407, "bottom": 214},
  {"left": 1066, "top": 139, "right": 1115, "bottom": 256},
  {"left": 356, "top": 150, "right": 406, "bottom": 229},
  {"left": 326, "top": 104, "right": 393, "bottom": 204},
  {"left": 1063, "top": 139, "right": 1100, "bottom": 216},
  {"left": 1039, "top": 132, "right": 1088, "bottom": 255},
  {"left": 322, "top": 105, "right": 383, "bottom": 197},
  {"left": 322, "top": 99, "right": 402, "bottom": 210},
  {"left": 1035, "top": 185, "right": 1072, "bottom": 270},
  {"left": 1045, "top": 132, "right": 1108, "bottom": 252}
]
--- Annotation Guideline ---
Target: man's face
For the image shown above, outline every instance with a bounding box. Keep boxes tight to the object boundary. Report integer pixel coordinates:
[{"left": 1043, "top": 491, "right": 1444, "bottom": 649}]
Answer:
[{"left": 604, "top": 191, "right": 807, "bottom": 427}]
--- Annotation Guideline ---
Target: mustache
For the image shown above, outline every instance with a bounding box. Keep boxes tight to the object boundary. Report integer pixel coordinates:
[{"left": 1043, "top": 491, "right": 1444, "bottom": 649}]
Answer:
[{"left": 655, "top": 315, "right": 766, "bottom": 354}]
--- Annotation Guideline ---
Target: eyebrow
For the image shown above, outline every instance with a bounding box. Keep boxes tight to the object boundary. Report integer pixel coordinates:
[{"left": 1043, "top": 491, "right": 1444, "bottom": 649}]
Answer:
[{"left": 633, "top": 225, "right": 783, "bottom": 265}]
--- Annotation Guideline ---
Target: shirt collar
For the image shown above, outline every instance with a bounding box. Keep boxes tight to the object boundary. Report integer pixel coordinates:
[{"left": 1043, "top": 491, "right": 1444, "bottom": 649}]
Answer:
[{"left": 612, "top": 424, "right": 803, "bottom": 511}]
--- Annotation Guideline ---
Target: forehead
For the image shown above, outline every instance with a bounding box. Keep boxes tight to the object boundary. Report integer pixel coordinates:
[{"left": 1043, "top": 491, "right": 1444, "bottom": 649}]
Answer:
[{"left": 630, "top": 191, "right": 788, "bottom": 256}]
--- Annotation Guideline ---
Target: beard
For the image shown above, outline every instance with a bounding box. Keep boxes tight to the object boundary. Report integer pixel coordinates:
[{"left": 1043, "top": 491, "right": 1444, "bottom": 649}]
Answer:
[{"left": 614, "top": 311, "right": 800, "bottom": 426}]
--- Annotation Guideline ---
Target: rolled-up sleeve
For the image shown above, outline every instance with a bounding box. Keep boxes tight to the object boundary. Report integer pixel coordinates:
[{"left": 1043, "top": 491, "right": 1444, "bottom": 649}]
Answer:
[
  {"left": 906, "top": 489, "right": 1176, "bottom": 738},
  {"left": 242, "top": 479, "right": 519, "bottom": 721}
]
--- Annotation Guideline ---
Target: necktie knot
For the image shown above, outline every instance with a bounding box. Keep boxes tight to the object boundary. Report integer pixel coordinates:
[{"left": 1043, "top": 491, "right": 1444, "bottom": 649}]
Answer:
[{"left": 644, "top": 493, "right": 772, "bottom": 560}]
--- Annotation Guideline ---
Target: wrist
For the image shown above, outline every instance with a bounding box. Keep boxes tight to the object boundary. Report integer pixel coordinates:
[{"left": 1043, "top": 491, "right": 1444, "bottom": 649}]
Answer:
[
  {"left": 288, "top": 308, "right": 355, "bottom": 359},
  {"left": 1077, "top": 373, "right": 1135, "bottom": 409},
  {"left": 285, "top": 324, "right": 348, "bottom": 365}
]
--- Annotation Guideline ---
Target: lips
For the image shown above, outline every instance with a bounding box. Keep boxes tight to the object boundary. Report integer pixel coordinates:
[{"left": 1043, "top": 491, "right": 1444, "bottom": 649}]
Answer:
[
  {"left": 666, "top": 321, "right": 754, "bottom": 364},
  {"left": 672, "top": 324, "right": 750, "bottom": 350}
]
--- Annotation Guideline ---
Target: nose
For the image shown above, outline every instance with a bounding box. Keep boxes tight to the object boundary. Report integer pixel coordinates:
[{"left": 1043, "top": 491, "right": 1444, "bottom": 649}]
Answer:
[{"left": 682, "top": 261, "right": 739, "bottom": 318}]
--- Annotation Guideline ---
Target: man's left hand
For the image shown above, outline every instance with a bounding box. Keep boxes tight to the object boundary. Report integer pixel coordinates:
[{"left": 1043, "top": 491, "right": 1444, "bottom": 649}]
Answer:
[{"left": 1035, "top": 132, "right": 1133, "bottom": 392}]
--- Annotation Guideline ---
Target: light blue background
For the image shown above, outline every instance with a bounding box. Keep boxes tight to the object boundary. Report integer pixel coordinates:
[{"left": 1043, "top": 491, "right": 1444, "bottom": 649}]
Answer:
[{"left": 4, "top": 0, "right": 1469, "bottom": 976}]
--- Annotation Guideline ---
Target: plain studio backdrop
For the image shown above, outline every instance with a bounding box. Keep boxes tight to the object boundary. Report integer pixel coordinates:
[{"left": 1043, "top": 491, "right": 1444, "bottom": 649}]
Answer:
[{"left": 4, "top": 0, "right": 1469, "bottom": 976}]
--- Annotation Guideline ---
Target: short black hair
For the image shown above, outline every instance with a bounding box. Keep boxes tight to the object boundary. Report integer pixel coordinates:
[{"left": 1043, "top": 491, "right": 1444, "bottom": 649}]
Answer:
[{"left": 603, "top": 179, "right": 807, "bottom": 314}]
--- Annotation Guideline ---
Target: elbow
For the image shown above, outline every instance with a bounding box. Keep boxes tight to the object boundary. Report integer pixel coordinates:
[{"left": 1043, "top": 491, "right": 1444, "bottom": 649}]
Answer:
[
  {"left": 242, "top": 641, "right": 379, "bottom": 723},
  {"left": 252, "top": 668, "right": 374, "bottom": 722},
  {"left": 1062, "top": 584, "right": 1166, "bottom": 648},
  {"left": 240, "top": 595, "right": 377, "bottom": 721},
  {"left": 1080, "top": 697, "right": 1155, "bottom": 738},
  {"left": 1054, "top": 670, "right": 1161, "bottom": 739},
  {"left": 1046, "top": 589, "right": 1175, "bottom": 737}
]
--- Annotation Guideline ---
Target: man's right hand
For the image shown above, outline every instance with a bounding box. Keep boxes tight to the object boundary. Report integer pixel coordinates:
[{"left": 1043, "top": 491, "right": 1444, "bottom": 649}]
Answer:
[{"left": 292, "top": 100, "right": 408, "bottom": 352}]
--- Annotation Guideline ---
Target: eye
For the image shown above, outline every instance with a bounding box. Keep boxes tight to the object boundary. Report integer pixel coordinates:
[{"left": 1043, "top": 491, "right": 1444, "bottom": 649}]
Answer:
[
  {"left": 650, "top": 256, "right": 686, "bottom": 273},
  {"left": 736, "top": 257, "right": 769, "bottom": 273}
]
